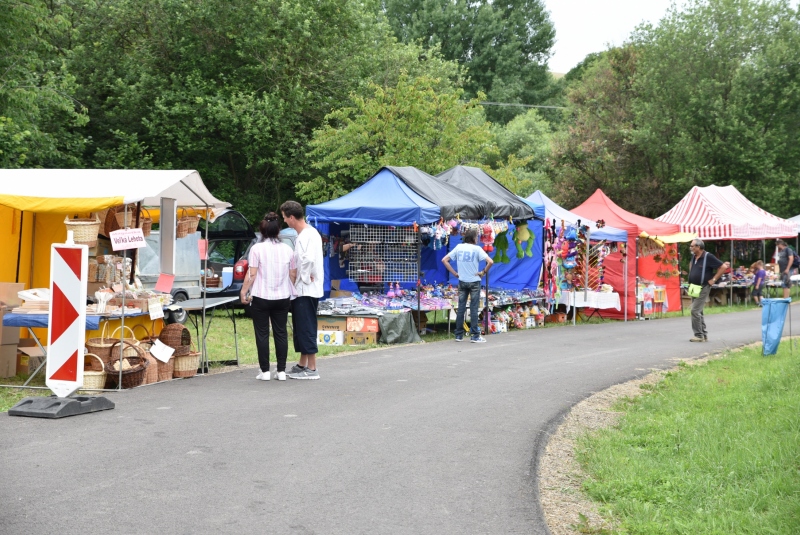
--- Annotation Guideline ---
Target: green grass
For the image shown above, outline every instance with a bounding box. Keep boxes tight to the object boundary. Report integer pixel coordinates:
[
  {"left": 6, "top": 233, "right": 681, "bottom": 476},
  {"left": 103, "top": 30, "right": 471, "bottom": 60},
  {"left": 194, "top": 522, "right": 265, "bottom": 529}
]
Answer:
[{"left": 576, "top": 341, "right": 800, "bottom": 534}]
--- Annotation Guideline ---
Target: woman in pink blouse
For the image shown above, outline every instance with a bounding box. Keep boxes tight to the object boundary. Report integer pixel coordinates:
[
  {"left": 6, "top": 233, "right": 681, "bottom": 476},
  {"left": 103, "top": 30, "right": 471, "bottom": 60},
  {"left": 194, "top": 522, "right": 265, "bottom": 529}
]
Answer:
[{"left": 240, "top": 212, "right": 297, "bottom": 381}]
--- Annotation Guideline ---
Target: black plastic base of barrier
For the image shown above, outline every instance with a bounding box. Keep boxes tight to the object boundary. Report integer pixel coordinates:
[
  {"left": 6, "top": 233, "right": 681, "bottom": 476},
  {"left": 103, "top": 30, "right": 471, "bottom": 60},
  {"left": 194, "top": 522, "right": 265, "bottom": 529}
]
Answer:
[{"left": 8, "top": 395, "right": 115, "bottom": 419}]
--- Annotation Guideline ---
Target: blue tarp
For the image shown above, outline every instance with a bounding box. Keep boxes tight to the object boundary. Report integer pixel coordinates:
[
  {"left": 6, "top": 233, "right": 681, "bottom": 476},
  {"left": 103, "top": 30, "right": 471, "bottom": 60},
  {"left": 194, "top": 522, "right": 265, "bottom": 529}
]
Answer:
[
  {"left": 420, "top": 220, "right": 543, "bottom": 290},
  {"left": 307, "top": 169, "right": 440, "bottom": 226},
  {"left": 525, "top": 191, "right": 628, "bottom": 242},
  {"left": 762, "top": 298, "right": 791, "bottom": 355}
]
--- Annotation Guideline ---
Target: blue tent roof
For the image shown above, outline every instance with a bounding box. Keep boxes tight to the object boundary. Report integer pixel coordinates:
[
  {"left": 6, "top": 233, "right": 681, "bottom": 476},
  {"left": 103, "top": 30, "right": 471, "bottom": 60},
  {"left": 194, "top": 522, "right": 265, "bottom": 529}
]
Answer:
[
  {"left": 525, "top": 191, "right": 628, "bottom": 242},
  {"left": 307, "top": 168, "right": 440, "bottom": 226}
]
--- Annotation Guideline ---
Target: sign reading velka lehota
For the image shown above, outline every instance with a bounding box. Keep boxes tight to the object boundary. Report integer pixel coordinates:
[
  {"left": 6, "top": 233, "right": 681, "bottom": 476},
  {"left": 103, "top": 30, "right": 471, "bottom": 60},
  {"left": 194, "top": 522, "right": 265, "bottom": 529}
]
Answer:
[{"left": 109, "top": 227, "right": 147, "bottom": 251}]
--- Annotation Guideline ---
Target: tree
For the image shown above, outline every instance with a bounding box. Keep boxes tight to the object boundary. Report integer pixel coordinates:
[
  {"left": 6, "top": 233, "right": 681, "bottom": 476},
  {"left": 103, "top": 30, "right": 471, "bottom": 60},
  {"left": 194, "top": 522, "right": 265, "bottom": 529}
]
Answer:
[
  {"left": 0, "top": 0, "right": 87, "bottom": 168},
  {"left": 552, "top": 0, "right": 800, "bottom": 218},
  {"left": 301, "top": 74, "right": 493, "bottom": 203},
  {"left": 483, "top": 109, "right": 555, "bottom": 198},
  {"left": 382, "top": 0, "right": 557, "bottom": 123},
  {"left": 629, "top": 0, "right": 800, "bottom": 217}
]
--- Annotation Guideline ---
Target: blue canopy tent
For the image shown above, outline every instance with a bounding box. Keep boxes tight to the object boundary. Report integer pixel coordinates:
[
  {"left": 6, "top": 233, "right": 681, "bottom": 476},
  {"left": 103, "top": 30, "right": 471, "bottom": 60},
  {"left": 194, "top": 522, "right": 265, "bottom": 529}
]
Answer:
[
  {"left": 307, "top": 168, "right": 440, "bottom": 226},
  {"left": 525, "top": 191, "right": 627, "bottom": 242}
]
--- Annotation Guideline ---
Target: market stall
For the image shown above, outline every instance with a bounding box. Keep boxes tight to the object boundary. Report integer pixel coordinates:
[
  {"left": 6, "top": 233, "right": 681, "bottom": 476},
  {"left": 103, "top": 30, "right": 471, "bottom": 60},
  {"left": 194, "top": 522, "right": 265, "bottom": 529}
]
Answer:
[
  {"left": 657, "top": 185, "right": 800, "bottom": 305},
  {"left": 572, "top": 189, "right": 691, "bottom": 320},
  {"left": 0, "top": 169, "right": 230, "bottom": 387},
  {"left": 308, "top": 166, "right": 546, "bottom": 340}
]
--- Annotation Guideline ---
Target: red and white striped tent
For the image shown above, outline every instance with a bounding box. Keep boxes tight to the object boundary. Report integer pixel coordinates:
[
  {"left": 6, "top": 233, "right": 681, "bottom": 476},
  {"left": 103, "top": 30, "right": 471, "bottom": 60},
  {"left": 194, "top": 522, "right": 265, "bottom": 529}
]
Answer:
[{"left": 657, "top": 185, "right": 799, "bottom": 240}]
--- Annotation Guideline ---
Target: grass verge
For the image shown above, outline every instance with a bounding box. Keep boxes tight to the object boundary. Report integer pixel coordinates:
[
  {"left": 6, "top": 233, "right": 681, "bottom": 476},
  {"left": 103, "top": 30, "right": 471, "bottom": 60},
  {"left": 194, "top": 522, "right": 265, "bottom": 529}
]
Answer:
[{"left": 576, "top": 340, "right": 800, "bottom": 534}]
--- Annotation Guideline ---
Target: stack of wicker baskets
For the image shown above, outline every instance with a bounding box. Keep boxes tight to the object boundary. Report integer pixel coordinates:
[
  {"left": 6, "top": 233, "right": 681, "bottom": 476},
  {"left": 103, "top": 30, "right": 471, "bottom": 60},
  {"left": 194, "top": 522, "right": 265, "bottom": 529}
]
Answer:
[
  {"left": 203, "top": 266, "right": 220, "bottom": 288},
  {"left": 177, "top": 209, "right": 201, "bottom": 239},
  {"left": 159, "top": 323, "right": 199, "bottom": 378},
  {"left": 133, "top": 323, "right": 172, "bottom": 383}
]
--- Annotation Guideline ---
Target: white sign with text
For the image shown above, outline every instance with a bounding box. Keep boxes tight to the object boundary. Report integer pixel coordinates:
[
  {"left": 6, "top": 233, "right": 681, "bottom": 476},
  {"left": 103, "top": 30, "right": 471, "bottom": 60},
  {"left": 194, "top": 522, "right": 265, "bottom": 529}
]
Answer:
[{"left": 109, "top": 228, "right": 147, "bottom": 251}]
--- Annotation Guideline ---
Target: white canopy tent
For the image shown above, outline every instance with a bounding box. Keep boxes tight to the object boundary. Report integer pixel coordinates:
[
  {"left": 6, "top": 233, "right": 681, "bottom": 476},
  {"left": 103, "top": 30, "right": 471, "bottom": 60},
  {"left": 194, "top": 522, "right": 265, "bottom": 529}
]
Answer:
[{"left": 0, "top": 169, "right": 229, "bottom": 213}]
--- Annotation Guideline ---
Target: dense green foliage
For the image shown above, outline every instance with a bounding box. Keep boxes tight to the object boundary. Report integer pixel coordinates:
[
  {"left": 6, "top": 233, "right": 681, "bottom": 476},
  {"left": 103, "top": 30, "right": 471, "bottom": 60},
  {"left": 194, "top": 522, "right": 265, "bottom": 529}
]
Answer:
[
  {"left": 578, "top": 342, "right": 800, "bottom": 533},
  {"left": 382, "top": 0, "right": 557, "bottom": 123},
  {"left": 2, "top": 0, "right": 799, "bottom": 222},
  {"left": 553, "top": 0, "right": 800, "bottom": 218}
]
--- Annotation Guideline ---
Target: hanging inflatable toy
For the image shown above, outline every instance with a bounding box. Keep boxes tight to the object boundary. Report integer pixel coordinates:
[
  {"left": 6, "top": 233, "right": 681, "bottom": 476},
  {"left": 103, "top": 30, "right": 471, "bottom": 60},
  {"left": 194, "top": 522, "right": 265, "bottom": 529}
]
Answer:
[
  {"left": 513, "top": 222, "right": 535, "bottom": 258},
  {"left": 493, "top": 231, "right": 511, "bottom": 263}
]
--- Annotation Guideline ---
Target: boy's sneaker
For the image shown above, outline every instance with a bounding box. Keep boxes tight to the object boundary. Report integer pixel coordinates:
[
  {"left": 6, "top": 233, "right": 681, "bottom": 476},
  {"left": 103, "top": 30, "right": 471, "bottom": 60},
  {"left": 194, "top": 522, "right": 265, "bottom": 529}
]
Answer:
[
  {"left": 288, "top": 368, "right": 320, "bottom": 380},
  {"left": 275, "top": 371, "right": 286, "bottom": 381},
  {"left": 289, "top": 364, "right": 305, "bottom": 374},
  {"left": 257, "top": 370, "right": 271, "bottom": 380},
  {"left": 470, "top": 336, "right": 486, "bottom": 343},
  {"left": 454, "top": 336, "right": 463, "bottom": 342}
]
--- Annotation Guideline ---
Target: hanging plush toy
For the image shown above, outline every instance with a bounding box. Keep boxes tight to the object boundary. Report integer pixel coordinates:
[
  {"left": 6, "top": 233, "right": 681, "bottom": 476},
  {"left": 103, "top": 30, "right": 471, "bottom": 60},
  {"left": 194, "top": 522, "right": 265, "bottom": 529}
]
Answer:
[
  {"left": 513, "top": 222, "right": 535, "bottom": 258},
  {"left": 481, "top": 223, "right": 495, "bottom": 252},
  {"left": 493, "top": 231, "right": 510, "bottom": 263}
]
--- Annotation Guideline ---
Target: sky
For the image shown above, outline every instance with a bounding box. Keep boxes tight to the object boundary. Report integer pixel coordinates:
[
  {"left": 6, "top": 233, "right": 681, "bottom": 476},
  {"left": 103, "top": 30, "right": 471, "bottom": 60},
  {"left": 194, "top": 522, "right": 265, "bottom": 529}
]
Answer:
[{"left": 544, "top": 0, "right": 676, "bottom": 73}]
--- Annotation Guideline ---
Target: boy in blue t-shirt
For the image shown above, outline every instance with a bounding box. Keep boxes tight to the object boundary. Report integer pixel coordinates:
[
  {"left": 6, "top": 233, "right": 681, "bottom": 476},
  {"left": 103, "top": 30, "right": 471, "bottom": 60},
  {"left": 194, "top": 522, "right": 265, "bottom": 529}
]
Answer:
[{"left": 442, "top": 228, "right": 494, "bottom": 343}]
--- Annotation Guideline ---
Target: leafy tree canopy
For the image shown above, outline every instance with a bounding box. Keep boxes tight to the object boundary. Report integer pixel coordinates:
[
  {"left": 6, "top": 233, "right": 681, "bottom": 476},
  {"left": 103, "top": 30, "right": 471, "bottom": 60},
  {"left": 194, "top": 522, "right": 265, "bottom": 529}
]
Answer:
[{"left": 382, "top": 0, "right": 557, "bottom": 123}]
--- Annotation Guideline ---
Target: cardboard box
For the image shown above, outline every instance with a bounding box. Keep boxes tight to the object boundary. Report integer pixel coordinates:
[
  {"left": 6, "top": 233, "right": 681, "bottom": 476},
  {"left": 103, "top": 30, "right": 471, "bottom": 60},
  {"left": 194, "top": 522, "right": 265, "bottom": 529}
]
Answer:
[
  {"left": 329, "top": 290, "right": 353, "bottom": 298},
  {"left": 0, "top": 282, "right": 23, "bottom": 308},
  {"left": 345, "top": 332, "right": 378, "bottom": 345},
  {"left": 0, "top": 308, "right": 21, "bottom": 345},
  {"left": 346, "top": 317, "right": 379, "bottom": 333},
  {"left": 0, "top": 344, "right": 17, "bottom": 378},
  {"left": 317, "top": 330, "right": 344, "bottom": 346},
  {"left": 317, "top": 316, "right": 346, "bottom": 332},
  {"left": 16, "top": 339, "right": 44, "bottom": 375}
]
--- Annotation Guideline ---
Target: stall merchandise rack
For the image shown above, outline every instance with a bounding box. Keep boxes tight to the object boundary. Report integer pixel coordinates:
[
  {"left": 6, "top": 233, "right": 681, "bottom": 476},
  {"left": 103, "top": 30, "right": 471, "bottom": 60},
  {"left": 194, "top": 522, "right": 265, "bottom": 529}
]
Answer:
[{"left": 347, "top": 225, "right": 420, "bottom": 284}]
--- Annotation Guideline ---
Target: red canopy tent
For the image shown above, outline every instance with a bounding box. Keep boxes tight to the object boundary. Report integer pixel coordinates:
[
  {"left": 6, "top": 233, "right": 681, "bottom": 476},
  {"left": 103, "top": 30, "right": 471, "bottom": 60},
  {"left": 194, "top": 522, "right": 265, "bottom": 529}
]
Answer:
[{"left": 572, "top": 190, "right": 683, "bottom": 319}]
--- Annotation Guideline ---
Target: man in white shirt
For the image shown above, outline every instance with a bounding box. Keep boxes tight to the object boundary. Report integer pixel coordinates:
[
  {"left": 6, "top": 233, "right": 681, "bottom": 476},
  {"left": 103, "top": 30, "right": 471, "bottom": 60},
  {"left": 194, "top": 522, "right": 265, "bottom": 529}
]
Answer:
[
  {"left": 442, "top": 228, "right": 493, "bottom": 343},
  {"left": 281, "top": 201, "right": 324, "bottom": 379}
]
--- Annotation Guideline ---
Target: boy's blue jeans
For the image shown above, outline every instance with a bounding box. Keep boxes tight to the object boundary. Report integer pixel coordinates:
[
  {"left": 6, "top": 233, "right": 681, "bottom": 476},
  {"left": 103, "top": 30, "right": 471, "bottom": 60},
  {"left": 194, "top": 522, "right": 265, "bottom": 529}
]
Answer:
[{"left": 455, "top": 280, "right": 481, "bottom": 338}]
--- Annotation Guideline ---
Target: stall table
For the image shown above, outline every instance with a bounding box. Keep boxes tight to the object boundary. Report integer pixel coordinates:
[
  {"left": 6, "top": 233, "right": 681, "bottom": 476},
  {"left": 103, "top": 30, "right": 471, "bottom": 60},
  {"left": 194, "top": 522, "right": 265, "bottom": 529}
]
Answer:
[
  {"left": 175, "top": 296, "right": 241, "bottom": 369},
  {"left": 558, "top": 291, "right": 621, "bottom": 322}
]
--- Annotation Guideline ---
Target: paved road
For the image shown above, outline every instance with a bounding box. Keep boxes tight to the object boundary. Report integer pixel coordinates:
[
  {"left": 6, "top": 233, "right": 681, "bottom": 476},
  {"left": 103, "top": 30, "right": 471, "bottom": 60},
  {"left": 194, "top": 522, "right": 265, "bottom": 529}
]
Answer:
[{"left": 0, "top": 307, "right": 784, "bottom": 534}]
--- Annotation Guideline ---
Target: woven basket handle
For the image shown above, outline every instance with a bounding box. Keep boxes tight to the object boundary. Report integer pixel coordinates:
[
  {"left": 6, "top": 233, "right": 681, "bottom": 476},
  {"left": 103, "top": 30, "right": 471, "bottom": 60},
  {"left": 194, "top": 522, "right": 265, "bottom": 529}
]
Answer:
[
  {"left": 111, "top": 325, "right": 136, "bottom": 340},
  {"left": 131, "top": 323, "right": 151, "bottom": 339},
  {"left": 108, "top": 339, "right": 144, "bottom": 362},
  {"left": 141, "top": 207, "right": 151, "bottom": 219},
  {"left": 84, "top": 353, "right": 104, "bottom": 371}
]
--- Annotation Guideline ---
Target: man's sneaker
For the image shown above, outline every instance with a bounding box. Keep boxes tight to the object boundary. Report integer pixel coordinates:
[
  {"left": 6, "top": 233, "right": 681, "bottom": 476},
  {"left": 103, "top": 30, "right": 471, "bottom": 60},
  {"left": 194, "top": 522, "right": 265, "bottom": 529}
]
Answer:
[
  {"left": 454, "top": 336, "right": 463, "bottom": 342},
  {"left": 289, "top": 364, "right": 306, "bottom": 374},
  {"left": 275, "top": 371, "right": 286, "bottom": 381},
  {"left": 470, "top": 336, "right": 486, "bottom": 343},
  {"left": 257, "top": 370, "right": 271, "bottom": 380},
  {"left": 288, "top": 368, "right": 320, "bottom": 380},
  {"left": 689, "top": 337, "right": 704, "bottom": 342}
]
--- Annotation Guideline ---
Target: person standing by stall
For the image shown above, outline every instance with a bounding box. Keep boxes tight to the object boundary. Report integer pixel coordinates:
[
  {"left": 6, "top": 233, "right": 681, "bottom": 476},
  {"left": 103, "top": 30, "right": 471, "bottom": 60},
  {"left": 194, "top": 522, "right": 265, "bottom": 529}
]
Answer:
[
  {"left": 751, "top": 260, "right": 766, "bottom": 307},
  {"left": 775, "top": 239, "right": 795, "bottom": 299},
  {"left": 442, "top": 228, "right": 494, "bottom": 343},
  {"left": 688, "top": 239, "right": 729, "bottom": 342},
  {"left": 281, "top": 200, "right": 324, "bottom": 380},
  {"left": 240, "top": 212, "right": 296, "bottom": 381}
]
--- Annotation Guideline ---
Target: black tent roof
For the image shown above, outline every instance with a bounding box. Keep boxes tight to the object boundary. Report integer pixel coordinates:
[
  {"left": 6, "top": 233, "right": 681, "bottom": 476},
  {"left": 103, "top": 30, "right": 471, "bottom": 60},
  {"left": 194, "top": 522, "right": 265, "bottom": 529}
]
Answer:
[
  {"left": 386, "top": 166, "right": 488, "bottom": 220},
  {"left": 436, "top": 166, "right": 535, "bottom": 220}
]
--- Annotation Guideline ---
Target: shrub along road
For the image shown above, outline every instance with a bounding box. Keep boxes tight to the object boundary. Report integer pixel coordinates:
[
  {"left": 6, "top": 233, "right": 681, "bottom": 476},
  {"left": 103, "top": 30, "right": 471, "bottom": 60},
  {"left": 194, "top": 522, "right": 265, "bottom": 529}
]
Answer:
[{"left": 0, "top": 307, "right": 779, "bottom": 534}]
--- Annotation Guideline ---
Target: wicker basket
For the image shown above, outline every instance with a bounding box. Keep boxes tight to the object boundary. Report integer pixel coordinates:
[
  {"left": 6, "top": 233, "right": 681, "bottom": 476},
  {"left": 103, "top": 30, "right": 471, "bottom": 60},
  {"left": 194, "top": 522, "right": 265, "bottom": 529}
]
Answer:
[
  {"left": 131, "top": 323, "right": 158, "bottom": 351},
  {"left": 157, "top": 356, "right": 175, "bottom": 382},
  {"left": 143, "top": 352, "right": 159, "bottom": 384},
  {"left": 113, "top": 204, "right": 145, "bottom": 230},
  {"left": 173, "top": 347, "right": 200, "bottom": 378},
  {"left": 159, "top": 323, "right": 192, "bottom": 357},
  {"left": 64, "top": 215, "right": 101, "bottom": 247},
  {"left": 82, "top": 353, "right": 107, "bottom": 390},
  {"left": 140, "top": 207, "right": 152, "bottom": 237},
  {"left": 177, "top": 209, "right": 200, "bottom": 238},
  {"left": 203, "top": 266, "right": 220, "bottom": 288},
  {"left": 86, "top": 323, "right": 118, "bottom": 364},
  {"left": 105, "top": 342, "right": 148, "bottom": 388}
]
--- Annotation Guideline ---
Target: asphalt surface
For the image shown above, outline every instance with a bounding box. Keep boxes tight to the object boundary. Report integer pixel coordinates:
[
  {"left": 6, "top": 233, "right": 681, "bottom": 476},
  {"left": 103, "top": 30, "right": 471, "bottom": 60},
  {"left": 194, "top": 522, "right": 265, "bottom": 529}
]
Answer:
[{"left": 0, "top": 306, "right": 785, "bottom": 534}]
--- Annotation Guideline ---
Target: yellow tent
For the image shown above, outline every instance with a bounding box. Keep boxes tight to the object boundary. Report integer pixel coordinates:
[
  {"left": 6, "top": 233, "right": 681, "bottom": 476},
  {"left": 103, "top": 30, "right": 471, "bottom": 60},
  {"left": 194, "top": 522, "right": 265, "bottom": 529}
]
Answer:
[{"left": 0, "top": 169, "right": 229, "bottom": 338}]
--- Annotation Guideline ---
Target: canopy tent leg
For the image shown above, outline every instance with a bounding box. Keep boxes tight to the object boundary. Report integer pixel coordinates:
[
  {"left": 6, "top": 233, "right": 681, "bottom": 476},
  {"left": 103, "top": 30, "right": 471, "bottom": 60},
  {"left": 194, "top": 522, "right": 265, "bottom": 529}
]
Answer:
[{"left": 15, "top": 210, "right": 24, "bottom": 283}]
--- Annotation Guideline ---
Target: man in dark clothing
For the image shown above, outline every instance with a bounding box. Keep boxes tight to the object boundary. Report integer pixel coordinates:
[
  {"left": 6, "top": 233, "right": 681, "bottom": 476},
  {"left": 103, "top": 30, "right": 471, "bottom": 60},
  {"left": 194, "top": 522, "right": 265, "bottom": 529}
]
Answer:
[
  {"left": 775, "top": 239, "right": 795, "bottom": 299},
  {"left": 688, "top": 239, "right": 730, "bottom": 342}
]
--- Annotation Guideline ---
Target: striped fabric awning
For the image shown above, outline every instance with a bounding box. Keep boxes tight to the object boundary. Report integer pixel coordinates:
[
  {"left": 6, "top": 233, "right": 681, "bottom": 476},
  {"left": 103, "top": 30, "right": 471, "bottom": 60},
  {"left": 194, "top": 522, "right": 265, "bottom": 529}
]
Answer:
[{"left": 657, "top": 185, "right": 800, "bottom": 240}]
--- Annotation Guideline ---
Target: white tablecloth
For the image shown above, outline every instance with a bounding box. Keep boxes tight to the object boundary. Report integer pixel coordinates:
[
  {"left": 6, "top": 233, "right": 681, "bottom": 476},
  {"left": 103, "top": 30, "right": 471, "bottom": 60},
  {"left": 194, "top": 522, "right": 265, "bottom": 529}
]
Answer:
[{"left": 558, "top": 291, "right": 621, "bottom": 311}]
